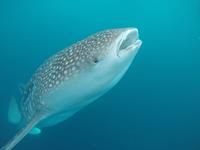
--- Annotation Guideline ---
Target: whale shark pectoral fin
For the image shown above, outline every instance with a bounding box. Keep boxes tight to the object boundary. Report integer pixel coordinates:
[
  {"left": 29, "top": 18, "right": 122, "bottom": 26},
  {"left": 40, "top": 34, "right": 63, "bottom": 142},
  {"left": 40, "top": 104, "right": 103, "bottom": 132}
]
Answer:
[
  {"left": 29, "top": 127, "right": 41, "bottom": 135},
  {"left": 8, "top": 96, "right": 22, "bottom": 124}
]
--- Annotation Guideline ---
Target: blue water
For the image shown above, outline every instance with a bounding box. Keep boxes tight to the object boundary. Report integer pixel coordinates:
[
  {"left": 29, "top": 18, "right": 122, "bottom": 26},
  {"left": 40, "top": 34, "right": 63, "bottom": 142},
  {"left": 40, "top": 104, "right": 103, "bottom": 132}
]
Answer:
[{"left": 0, "top": 0, "right": 200, "bottom": 150}]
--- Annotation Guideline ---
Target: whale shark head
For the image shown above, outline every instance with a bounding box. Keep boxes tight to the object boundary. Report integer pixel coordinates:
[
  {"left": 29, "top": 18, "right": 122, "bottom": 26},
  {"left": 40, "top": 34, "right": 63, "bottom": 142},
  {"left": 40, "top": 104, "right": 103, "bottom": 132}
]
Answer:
[
  {"left": 83, "top": 28, "right": 142, "bottom": 85},
  {"left": 84, "top": 28, "right": 142, "bottom": 65}
]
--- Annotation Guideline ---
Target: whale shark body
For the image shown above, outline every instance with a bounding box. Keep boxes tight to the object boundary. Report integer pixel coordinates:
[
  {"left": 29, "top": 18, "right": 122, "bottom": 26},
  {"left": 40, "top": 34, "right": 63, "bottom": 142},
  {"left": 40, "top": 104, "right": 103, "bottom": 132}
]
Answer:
[{"left": 1, "top": 28, "right": 142, "bottom": 150}]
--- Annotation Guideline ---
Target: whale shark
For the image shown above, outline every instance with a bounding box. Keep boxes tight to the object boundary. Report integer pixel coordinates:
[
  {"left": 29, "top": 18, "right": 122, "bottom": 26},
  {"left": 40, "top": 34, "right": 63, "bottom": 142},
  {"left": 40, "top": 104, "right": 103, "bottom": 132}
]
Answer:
[{"left": 0, "top": 27, "right": 142, "bottom": 150}]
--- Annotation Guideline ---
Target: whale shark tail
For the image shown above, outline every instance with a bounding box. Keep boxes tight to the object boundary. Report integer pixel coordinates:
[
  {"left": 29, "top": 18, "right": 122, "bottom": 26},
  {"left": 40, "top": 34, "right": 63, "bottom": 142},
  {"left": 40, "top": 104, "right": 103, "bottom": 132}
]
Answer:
[
  {"left": 0, "top": 113, "right": 42, "bottom": 150},
  {"left": 8, "top": 96, "right": 42, "bottom": 135}
]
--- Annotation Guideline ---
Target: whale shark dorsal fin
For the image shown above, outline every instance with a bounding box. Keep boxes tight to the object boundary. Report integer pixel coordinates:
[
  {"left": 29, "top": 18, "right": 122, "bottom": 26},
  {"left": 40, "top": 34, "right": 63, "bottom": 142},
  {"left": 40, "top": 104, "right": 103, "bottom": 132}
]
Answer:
[
  {"left": 8, "top": 97, "right": 22, "bottom": 124},
  {"left": 29, "top": 127, "right": 41, "bottom": 135}
]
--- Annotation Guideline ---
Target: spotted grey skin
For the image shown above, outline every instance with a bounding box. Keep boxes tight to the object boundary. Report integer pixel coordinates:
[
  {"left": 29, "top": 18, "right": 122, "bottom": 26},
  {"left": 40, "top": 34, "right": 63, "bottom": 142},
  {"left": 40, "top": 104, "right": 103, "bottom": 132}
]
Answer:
[
  {"left": 20, "top": 29, "right": 123, "bottom": 122},
  {"left": 1, "top": 27, "right": 142, "bottom": 150}
]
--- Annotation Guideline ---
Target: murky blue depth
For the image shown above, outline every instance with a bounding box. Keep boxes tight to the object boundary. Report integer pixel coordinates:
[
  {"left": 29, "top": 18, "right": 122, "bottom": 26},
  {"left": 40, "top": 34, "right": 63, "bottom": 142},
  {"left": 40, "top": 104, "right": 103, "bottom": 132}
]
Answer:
[{"left": 0, "top": 0, "right": 200, "bottom": 150}]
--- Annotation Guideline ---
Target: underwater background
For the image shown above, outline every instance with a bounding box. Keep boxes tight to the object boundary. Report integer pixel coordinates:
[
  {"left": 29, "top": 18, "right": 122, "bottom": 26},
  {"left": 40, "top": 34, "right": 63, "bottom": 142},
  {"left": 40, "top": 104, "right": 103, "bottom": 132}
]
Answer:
[{"left": 0, "top": 0, "right": 200, "bottom": 150}]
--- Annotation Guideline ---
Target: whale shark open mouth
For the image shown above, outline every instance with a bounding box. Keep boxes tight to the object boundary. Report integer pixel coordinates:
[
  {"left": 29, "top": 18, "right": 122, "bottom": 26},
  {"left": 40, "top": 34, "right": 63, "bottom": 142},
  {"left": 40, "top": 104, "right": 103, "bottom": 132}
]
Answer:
[{"left": 117, "top": 29, "right": 142, "bottom": 56}]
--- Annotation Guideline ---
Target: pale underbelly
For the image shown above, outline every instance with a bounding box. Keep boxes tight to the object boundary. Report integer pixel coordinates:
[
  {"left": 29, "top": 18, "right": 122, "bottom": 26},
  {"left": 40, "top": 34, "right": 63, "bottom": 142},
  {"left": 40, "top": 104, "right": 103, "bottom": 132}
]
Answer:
[
  {"left": 37, "top": 60, "right": 131, "bottom": 128},
  {"left": 38, "top": 73, "right": 114, "bottom": 127}
]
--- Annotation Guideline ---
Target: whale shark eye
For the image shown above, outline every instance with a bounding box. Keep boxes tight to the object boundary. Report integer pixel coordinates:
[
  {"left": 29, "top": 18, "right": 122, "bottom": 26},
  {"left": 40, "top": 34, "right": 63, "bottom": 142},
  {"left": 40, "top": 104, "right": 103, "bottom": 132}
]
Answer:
[{"left": 93, "top": 58, "right": 99, "bottom": 63}]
